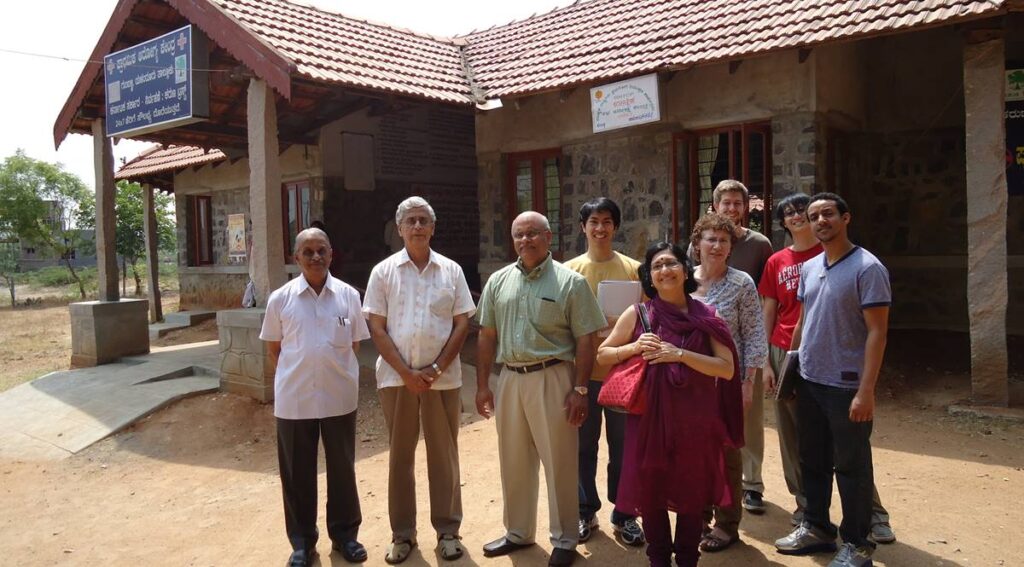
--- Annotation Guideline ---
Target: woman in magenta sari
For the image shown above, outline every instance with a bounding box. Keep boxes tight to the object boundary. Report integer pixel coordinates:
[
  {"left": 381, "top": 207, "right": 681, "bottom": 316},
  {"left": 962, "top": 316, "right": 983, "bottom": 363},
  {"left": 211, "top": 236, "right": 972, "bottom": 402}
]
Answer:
[{"left": 597, "top": 242, "right": 743, "bottom": 567}]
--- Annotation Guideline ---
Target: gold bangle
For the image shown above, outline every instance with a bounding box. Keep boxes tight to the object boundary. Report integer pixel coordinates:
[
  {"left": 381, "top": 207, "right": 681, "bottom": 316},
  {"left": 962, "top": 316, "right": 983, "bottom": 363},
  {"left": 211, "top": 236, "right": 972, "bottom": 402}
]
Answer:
[
  {"left": 678, "top": 349, "right": 685, "bottom": 362},
  {"left": 615, "top": 346, "right": 622, "bottom": 362}
]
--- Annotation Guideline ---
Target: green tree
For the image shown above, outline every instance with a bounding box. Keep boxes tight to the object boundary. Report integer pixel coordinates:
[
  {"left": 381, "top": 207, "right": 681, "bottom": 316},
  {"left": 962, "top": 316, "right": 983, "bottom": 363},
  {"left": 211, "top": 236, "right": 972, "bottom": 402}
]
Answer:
[
  {"left": 0, "top": 239, "right": 18, "bottom": 306},
  {"left": 0, "top": 150, "right": 92, "bottom": 299},
  {"left": 78, "top": 180, "right": 176, "bottom": 296}
]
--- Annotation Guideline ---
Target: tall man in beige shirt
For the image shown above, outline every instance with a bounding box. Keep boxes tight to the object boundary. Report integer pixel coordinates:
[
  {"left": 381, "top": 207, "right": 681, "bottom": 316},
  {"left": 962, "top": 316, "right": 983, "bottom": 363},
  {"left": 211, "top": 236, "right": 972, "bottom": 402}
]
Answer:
[
  {"left": 363, "top": 197, "right": 475, "bottom": 564},
  {"left": 475, "top": 211, "right": 607, "bottom": 567}
]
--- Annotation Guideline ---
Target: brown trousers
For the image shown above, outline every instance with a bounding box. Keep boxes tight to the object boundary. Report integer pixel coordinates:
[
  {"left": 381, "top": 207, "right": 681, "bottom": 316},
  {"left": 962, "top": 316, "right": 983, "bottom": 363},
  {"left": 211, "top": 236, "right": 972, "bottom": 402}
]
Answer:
[{"left": 379, "top": 386, "right": 463, "bottom": 541}]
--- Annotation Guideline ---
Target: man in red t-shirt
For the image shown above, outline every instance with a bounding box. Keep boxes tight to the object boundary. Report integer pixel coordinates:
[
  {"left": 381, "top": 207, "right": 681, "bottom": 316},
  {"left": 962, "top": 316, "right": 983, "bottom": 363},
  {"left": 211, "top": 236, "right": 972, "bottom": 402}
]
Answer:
[{"left": 759, "top": 193, "right": 896, "bottom": 544}]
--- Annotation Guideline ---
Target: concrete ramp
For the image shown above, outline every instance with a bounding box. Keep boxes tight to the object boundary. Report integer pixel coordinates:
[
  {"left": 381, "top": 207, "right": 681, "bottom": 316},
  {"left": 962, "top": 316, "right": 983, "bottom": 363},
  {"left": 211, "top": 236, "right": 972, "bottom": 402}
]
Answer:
[{"left": 0, "top": 341, "right": 221, "bottom": 461}]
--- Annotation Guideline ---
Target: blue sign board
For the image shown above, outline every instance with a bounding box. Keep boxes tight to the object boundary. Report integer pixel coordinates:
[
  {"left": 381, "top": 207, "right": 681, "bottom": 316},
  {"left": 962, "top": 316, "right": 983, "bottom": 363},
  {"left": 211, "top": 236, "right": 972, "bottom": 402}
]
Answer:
[{"left": 103, "top": 25, "right": 209, "bottom": 138}]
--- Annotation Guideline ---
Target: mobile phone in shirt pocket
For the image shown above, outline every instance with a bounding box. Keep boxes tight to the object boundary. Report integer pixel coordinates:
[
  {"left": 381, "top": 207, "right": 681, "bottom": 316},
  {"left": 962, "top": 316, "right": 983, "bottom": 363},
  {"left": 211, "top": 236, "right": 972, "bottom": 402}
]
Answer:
[
  {"left": 329, "top": 317, "right": 352, "bottom": 348},
  {"left": 430, "top": 286, "right": 456, "bottom": 317}
]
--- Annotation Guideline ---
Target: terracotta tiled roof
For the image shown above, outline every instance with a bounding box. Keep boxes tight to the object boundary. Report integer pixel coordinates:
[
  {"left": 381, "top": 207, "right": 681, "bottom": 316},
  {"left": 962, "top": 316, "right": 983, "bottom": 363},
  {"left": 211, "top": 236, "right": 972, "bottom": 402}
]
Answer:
[
  {"left": 115, "top": 145, "right": 227, "bottom": 180},
  {"left": 211, "top": 0, "right": 475, "bottom": 104},
  {"left": 461, "top": 0, "right": 1005, "bottom": 98}
]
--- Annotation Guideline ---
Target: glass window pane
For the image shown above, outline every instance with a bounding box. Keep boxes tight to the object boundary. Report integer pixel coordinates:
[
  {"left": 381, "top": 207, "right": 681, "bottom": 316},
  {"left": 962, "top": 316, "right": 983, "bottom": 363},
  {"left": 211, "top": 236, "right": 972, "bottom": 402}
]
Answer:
[
  {"left": 745, "top": 131, "right": 766, "bottom": 233},
  {"left": 287, "top": 187, "right": 298, "bottom": 254},
  {"left": 198, "top": 198, "right": 211, "bottom": 263},
  {"left": 543, "top": 158, "right": 560, "bottom": 250},
  {"left": 300, "top": 185, "right": 311, "bottom": 230},
  {"left": 674, "top": 137, "right": 691, "bottom": 239},
  {"left": 697, "top": 133, "right": 730, "bottom": 217},
  {"left": 515, "top": 161, "right": 532, "bottom": 214}
]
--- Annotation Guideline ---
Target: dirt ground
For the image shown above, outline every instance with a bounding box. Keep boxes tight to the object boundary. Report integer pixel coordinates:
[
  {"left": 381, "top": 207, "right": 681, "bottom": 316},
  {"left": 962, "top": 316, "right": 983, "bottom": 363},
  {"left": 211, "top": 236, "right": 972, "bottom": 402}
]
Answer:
[
  {"left": 1, "top": 331, "right": 1023, "bottom": 566},
  {"left": 0, "top": 291, "right": 213, "bottom": 393}
]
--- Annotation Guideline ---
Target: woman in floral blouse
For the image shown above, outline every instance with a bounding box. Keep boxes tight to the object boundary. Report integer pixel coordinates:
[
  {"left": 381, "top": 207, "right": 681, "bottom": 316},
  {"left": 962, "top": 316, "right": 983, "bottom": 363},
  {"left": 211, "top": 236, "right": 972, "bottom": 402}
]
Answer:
[{"left": 690, "top": 212, "right": 768, "bottom": 553}]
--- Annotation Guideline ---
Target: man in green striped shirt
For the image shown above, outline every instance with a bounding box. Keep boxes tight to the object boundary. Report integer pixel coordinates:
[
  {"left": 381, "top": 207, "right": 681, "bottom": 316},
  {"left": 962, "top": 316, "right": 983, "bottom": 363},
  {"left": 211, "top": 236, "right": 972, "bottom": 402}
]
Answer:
[{"left": 476, "top": 211, "right": 606, "bottom": 567}]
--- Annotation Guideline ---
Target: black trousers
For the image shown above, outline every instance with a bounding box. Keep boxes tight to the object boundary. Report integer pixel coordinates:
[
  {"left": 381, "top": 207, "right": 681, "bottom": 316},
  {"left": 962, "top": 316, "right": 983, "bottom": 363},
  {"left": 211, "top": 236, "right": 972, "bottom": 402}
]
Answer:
[
  {"left": 798, "top": 380, "right": 876, "bottom": 550},
  {"left": 578, "top": 379, "right": 633, "bottom": 524},
  {"left": 277, "top": 411, "right": 361, "bottom": 552}
]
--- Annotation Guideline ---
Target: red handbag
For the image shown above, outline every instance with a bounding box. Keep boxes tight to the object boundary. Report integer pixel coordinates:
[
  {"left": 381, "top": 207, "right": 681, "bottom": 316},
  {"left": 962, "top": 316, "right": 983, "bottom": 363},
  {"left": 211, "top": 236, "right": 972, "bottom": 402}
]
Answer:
[{"left": 597, "top": 303, "right": 652, "bottom": 415}]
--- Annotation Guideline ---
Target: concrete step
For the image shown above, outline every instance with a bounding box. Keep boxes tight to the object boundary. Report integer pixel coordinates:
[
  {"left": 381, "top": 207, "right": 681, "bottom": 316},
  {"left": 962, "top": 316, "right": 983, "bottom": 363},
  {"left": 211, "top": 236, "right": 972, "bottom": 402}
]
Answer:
[
  {"left": 149, "top": 321, "right": 190, "bottom": 340},
  {"left": 164, "top": 310, "right": 217, "bottom": 326},
  {"left": 149, "top": 310, "right": 219, "bottom": 340}
]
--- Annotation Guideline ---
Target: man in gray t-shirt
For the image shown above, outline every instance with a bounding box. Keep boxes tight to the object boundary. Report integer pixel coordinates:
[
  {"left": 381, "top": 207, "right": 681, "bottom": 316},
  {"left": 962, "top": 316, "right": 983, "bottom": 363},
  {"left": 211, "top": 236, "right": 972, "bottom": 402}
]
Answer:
[{"left": 774, "top": 193, "right": 890, "bottom": 567}]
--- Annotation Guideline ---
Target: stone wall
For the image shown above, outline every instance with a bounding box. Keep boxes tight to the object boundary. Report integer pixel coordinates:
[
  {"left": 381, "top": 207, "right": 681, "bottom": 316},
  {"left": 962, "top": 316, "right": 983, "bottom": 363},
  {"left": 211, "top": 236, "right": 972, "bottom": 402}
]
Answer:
[
  {"left": 560, "top": 131, "right": 674, "bottom": 260},
  {"left": 770, "top": 111, "right": 828, "bottom": 247},
  {"left": 217, "top": 309, "right": 273, "bottom": 402},
  {"left": 841, "top": 128, "right": 974, "bottom": 332},
  {"left": 178, "top": 269, "right": 249, "bottom": 311},
  {"left": 476, "top": 127, "right": 675, "bottom": 281}
]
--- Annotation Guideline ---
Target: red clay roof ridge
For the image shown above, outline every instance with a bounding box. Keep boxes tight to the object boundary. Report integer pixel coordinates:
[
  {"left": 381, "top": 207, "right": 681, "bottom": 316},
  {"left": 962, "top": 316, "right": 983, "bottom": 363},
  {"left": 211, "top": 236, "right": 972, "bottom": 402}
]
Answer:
[
  {"left": 283, "top": 0, "right": 463, "bottom": 44},
  {"left": 453, "top": 0, "right": 588, "bottom": 39}
]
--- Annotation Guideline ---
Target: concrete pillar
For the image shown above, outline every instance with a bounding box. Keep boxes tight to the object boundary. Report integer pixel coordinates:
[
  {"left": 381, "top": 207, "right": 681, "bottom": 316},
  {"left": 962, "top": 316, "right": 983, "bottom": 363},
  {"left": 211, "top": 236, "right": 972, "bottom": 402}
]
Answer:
[
  {"left": 91, "top": 119, "right": 119, "bottom": 302},
  {"left": 142, "top": 183, "right": 163, "bottom": 323},
  {"left": 247, "top": 78, "right": 286, "bottom": 306},
  {"left": 963, "top": 35, "right": 1009, "bottom": 406}
]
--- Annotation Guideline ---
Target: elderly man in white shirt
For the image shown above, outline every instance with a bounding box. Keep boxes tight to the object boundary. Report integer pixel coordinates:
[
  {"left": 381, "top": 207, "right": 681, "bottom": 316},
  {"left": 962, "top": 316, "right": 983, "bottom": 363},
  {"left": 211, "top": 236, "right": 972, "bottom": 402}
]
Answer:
[
  {"left": 260, "top": 228, "right": 372, "bottom": 567},
  {"left": 363, "top": 196, "right": 476, "bottom": 564}
]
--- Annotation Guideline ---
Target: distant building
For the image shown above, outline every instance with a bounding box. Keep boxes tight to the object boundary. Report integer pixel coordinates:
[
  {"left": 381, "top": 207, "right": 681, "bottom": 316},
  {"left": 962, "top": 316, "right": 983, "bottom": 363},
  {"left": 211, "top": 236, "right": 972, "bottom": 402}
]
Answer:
[{"left": 17, "top": 200, "right": 96, "bottom": 270}]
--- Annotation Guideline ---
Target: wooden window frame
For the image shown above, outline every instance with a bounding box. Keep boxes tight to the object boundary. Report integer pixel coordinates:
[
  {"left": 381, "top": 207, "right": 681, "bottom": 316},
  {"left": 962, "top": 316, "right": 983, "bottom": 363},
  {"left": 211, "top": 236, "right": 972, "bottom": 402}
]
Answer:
[
  {"left": 281, "top": 180, "right": 312, "bottom": 264},
  {"left": 190, "top": 195, "right": 213, "bottom": 266},
  {"left": 671, "top": 122, "right": 772, "bottom": 242},
  {"left": 505, "top": 148, "right": 564, "bottom": 259}
]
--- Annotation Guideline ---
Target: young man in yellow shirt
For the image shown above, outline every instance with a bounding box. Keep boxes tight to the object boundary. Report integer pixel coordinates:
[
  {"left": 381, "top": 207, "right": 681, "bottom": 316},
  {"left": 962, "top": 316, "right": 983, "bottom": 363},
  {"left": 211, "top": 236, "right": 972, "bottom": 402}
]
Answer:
[{"left": 564, "top": 198, "right": 645, "bottom": 547}]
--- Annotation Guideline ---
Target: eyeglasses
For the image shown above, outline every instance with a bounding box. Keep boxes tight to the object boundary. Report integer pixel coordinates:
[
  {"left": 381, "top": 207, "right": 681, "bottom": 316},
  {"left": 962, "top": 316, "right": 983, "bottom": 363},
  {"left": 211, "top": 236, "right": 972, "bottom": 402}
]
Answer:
[
  {"left": 401, "top": 216, "right": 434, "bottom": 227},
  {"left": 650, "top": 260, "right": 682, "bottom": 271},
  {"left": 512, "top": 230, "right": 545, "bottom": 241},
  {"left": 783, "top": 207, "right": 807, "bottom": 218},
  {"left": 298, "top": 247, "right": 330, "bottom": 259}
]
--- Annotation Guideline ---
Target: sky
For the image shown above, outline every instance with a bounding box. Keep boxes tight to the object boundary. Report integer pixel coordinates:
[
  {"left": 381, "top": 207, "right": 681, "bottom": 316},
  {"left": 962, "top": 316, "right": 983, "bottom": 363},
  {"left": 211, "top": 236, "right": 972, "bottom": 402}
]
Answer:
[{"left": 0, "top": 0, "right": 571, "bottom": 193}]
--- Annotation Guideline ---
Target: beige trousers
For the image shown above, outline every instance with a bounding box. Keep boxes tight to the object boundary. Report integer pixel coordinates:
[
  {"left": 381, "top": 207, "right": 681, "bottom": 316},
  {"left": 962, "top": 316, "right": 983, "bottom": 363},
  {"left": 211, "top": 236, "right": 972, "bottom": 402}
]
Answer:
[
  {"left": 379, "top": 386, "right": 463, "bottom": 541},
  {"left": 742, "top": 369, "right": 766, "bottom": 493},
  {"left": 495, "top": 362, "right": 580, "bottom": 550}
]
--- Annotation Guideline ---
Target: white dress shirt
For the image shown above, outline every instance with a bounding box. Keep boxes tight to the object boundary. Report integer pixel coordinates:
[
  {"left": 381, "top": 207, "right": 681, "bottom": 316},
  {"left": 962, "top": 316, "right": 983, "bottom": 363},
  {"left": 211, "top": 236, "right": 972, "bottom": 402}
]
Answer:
[
  {"left": 259, "top": 273, "right": 371, "bottom": 419},
  {"left": 362, "top": 248, "right": 476, "bottom": 390}
]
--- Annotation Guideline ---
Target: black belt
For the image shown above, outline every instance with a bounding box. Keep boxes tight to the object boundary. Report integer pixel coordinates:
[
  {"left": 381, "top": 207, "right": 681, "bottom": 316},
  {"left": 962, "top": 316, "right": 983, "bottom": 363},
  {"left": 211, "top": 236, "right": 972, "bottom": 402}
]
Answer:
[{"left": 505, "top": 359, "right": 563, "bottom": 374}]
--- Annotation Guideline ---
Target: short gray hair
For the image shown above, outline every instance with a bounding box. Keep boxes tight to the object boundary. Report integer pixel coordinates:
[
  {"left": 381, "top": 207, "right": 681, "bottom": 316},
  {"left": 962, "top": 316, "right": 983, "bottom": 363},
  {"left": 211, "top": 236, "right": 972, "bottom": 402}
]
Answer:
[
  {"left": 294, "top": 227, "right": 331, "bottom": 253},
  {"left": 395, "top": 196, "right": 436, "bottom": 225}
]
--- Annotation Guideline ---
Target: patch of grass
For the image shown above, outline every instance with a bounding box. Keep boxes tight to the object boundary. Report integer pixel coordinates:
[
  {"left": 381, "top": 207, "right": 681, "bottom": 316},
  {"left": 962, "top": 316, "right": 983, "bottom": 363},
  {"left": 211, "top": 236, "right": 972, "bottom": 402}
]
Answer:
[{"left": 21, "top": 266, "right": 98, "bottom": 289}]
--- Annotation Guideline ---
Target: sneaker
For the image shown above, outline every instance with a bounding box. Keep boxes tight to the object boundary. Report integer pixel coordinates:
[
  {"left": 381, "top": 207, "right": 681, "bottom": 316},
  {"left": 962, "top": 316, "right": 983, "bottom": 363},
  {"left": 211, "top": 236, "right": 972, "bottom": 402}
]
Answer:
[
  {"left": 828, "top": 542, "right": 873, "bottom": 567},
  {"left": 578, "top": 516, "right": 598, "bottom": 543},
  {"left": 742, "top": 490, "right": 766, "bottom": 514},
  {"left": 774, "top": 524, "right": 837, "bottom": 555},
  {"left": 612, "top": 517, "right": 646, "bottom": 547},
  {"left": 869, "top": 522, "right": 896, "bottom": 544}
]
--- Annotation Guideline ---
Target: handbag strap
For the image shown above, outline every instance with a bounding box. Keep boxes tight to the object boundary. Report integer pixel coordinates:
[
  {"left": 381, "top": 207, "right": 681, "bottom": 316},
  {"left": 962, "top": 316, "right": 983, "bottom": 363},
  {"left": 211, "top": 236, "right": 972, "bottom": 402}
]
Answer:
[{"left": 636, "top": 302, "right": 652, "bottom": 333}]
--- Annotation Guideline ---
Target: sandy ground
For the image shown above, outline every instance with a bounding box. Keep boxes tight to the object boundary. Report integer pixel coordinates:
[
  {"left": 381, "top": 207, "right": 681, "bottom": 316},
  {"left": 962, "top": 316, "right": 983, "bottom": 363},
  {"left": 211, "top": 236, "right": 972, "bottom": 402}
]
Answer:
[
  {"left": 1, "top": 330, "right": 1023, "bottom": 567},
  {"left": 0, "top": 292, "right": 201, "bottom": 393}
]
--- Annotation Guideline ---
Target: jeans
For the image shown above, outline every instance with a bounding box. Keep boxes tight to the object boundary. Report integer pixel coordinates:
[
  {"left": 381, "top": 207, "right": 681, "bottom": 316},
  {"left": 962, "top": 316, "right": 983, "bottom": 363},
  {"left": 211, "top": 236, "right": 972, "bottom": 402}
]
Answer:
[
  {"left": 578, "top": 379, "right": 633, "bottom": 525},
  {"left": 798, "top": 379, "right": 876, "bottom": 550}
]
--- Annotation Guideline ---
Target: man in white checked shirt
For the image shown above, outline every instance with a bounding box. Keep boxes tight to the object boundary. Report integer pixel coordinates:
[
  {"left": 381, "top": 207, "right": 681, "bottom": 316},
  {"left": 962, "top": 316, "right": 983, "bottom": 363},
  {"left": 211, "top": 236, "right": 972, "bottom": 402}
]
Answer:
[{"left": 363, "top": 196, "right": 476, "bottom": 564}]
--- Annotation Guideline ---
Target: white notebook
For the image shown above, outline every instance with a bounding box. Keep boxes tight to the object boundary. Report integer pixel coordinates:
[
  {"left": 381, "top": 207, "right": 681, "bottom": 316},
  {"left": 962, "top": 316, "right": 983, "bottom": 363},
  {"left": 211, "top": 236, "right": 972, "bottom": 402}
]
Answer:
[{"left": 597, "top": 280, "right": 642, "bottom": 319}]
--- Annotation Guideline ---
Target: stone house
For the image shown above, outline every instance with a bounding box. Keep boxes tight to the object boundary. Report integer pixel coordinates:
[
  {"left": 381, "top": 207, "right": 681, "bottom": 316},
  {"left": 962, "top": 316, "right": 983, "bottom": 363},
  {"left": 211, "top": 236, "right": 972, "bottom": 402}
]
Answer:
[{"left": 58, "top": 0, "right": 1020, "bottom": 404}]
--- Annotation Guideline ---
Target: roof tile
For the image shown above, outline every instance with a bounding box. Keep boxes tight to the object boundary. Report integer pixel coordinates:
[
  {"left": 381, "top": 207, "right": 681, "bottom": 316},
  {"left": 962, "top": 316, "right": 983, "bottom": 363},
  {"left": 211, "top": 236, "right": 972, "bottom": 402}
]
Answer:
[{"left": 115, "top": 145, "right": 227, "bottom": 180}]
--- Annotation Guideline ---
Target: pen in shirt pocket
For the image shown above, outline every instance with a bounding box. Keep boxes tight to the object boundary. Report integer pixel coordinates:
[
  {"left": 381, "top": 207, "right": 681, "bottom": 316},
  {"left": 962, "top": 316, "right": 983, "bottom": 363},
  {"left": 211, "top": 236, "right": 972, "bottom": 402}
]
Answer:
[{"left": 337, "top": 316, "right": 348, "bottom": 326}]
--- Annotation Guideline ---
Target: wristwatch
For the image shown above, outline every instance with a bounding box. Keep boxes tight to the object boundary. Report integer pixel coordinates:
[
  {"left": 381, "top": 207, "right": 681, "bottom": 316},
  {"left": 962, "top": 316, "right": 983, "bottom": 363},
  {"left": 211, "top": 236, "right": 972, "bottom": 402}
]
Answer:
[
  {"left": 574, "top": 385, "right": 589, "bottom": 396},
  {"left": 431, "top": 362, "right": 442, "bottom": 376}
]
